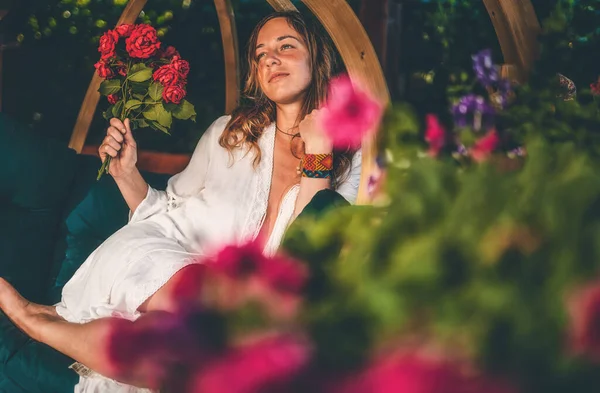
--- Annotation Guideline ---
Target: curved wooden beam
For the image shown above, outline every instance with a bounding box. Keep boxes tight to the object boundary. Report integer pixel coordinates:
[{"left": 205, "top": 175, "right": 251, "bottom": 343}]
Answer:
[
  {"left": 265, "top": 0, "right": 298, "bottom": 12},
  {"left": 69, "top": 0, "right": 148, "bottom": 153},
  {"left": 214, "top": 0, "right": 240, "bottom": 114},
  {"left": 483, "top": 0, "right": 541, "bottom": 83},
  {"left": 303, "top": 0, "right": 390, "bottom": 205}
]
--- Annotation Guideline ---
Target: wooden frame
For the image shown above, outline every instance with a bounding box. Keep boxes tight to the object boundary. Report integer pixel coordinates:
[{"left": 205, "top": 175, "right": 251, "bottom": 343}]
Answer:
[
  {"left": 69, "top": 0, "right": 540, "bottom": 203},
  {"left": 482, "top": 0, "right": 541, "bottom": 83}
]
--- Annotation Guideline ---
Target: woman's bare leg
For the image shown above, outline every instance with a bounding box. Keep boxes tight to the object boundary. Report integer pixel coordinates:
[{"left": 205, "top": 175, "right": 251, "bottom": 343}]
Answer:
[{"left": 0, "top": 278, "right": 147, "bottom": 386}]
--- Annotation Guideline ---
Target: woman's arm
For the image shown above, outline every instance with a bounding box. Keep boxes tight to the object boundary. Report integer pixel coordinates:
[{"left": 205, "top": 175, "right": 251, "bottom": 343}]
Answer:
[{"left": 114, "top": 167, "right": 149, "bottom": 215}]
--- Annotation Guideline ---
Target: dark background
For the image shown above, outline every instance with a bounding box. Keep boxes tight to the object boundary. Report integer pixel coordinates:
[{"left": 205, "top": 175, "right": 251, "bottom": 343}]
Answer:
[{"left": 0, "top": 0, "right": 597, "bottom": 153}]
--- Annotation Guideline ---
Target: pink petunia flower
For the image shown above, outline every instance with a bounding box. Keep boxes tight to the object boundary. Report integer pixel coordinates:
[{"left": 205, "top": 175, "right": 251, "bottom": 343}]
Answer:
[
  {"left": 567, "top": 281, "right": 600, "bottom": 362},
  {"left": 424, "top": 114, "right": 446, "bottom": 157},
  {"left": 471, "top": 129, "right": 500, "bottom": 162},
  {"left": 189, "top": 334, "right": 311, "bottom": 393},
  {"left": 330, "top": 351, "right": 518, "bottom": 393},
  {"left": 321, "top": 74, "right": 384, "bottom": 150}
]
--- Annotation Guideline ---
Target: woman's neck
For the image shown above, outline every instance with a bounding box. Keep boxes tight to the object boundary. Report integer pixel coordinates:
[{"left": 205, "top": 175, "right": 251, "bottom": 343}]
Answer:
[{"left": 275, "top": 102, "right": 303, "bottom": 133}]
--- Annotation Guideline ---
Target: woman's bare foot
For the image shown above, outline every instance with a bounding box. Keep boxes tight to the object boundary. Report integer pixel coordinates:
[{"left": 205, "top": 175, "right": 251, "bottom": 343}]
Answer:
[{"left": 0, "top": 277, "right": 60, "bottom": 341}]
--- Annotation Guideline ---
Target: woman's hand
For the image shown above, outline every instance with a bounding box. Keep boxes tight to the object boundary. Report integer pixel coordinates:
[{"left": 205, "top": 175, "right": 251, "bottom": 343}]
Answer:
[
  {"left": 298, "top": 109, "right": 333, "bottom": 154},
  {"left": 99, "top": 118, "right": 138, "bottom": 179}
]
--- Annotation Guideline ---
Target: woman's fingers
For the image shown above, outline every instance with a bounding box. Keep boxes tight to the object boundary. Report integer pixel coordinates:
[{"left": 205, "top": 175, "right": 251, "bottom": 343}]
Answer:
[
  {"left": 107, "top": 127, "right": 124, "bottom": 143},
  {"left": 102, "top": 144, "right": 119, "bottom": 158},
  {"left": 123, "top": 119, "right": 136, "bottom": 145},
  {"left": 109, "top": 118, "right": 126, "bottom": 133},
  {"left": 103, "top": 136, "right": 122, "bottom": 152}
]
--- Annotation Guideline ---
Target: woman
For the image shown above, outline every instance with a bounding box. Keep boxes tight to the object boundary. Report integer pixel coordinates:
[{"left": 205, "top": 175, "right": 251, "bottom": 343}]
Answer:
[{"left": 0, "top": 11, "right": 361, "bottom": 392}]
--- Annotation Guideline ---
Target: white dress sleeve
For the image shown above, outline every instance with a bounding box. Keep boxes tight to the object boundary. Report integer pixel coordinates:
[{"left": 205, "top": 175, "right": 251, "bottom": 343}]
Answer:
[
  {"left": 335, "top": 149, "right": 362, "bottom": 204},
  {"left": 129, "top": 115, "right": 231, "bottom": 223}
]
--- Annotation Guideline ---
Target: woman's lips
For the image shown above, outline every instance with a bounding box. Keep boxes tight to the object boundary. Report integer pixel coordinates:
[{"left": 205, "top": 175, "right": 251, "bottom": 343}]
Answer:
[{"left": 269, "top": 73, "right": 289, "bottom": 83}]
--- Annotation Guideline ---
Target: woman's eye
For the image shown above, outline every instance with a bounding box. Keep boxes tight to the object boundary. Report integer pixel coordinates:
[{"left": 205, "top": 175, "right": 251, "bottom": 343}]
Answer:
[
  {"left": 281, "top": 44, "right": 294, "bottom": 50},
  {"left": 256, "top": 53, "right": 266, "bottom": 60}
]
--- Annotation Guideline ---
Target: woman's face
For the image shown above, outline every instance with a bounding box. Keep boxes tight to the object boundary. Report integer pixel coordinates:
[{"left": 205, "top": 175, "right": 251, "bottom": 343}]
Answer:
[{"left": 255, "top": 17, "right": 312, "bottom": 106}]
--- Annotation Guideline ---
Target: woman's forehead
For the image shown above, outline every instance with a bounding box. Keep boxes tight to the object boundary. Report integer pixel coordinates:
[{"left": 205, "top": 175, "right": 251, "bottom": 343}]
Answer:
[{"left": 256, "top": 18, "right": 301, "bottom": 46}]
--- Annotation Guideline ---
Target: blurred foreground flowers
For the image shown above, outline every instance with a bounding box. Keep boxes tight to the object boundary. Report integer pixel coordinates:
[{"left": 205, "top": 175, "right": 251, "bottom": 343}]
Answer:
[{"left": 104, "top": 15, "right": 600, "bottom": 392}]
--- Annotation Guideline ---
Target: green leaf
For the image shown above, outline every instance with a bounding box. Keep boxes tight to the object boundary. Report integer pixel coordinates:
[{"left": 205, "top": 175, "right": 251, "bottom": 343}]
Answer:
[
  {"left": 156, "top": 103, "right": 172, "bottom": 128},
  {"left": 142, "top": 104, "right": 159, "bottom": 121},
  {"left": 125, "top": 99, "right": 143, "bottom": 111},
  {"left": 136, "top": 118, "right": 150, "bottom": 128},
  {"left": 172, "top": 100, "right": 197, "bottom": 121},
  {"left": 112, "top": 100, "right": 124, "bottom": 118},
  {"left": 98, "top": 79, "right": 121, "bottom": 95},
  {"left": 148, "top": 82, "right": 164, "bottom": 101},
  {"left": 130, "top": 81, "right": 151, "bottom": 94},
  {"left": 127, "top": 64, "right": 153, "bottom": 82},
  {"left": 133, "top": 93, "right": 145, "bottom": 101},
  {"left": 102, "top": 105, "right": 114, "bottom": 120},
  {"left": 149, "top": 120, "right": 170, "bottom": 135},
  {"left": 129, "top": 63, "right": 147, "bottom": 73}
]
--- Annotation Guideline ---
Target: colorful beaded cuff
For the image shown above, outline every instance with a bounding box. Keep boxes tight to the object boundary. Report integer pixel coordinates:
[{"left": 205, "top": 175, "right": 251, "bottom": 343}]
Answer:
[{"left": 301, "top": 153, "right": 333, "bottom": 179}]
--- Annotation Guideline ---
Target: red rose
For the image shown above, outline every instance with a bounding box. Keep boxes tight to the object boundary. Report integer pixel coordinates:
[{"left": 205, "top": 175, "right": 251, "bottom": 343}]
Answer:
[
  {"left": 153, "top": 65, "right": 180, "bottom": 86},
  {"left": 115, "top": 61, "right": 128, "bottom": 77},
  {"left": 171, "top": 56, "right": 190, "bottom": 78},
  {"left": 115, "top": 23, "right": 133, "bottom": 37},
  {"left": 162, "top": 84, "right": 186, "bottom": 104},
  {"left": 161, "top": 45, "right": 179, "bottom": 59},
  {"left": 98, "top": 29, "right": 119, "bottom": 60},
  {"left": 568, "top": 281, "right": 600, "bottom": 362},
  {"left": 94, "top": 60, "right": 115, "bottom": 79},
  {"left": 107, "top": 94, "right": 119, "bottom": 105},
  {"left": 125, "top": 24, "right": 161, "bottom": 59}
]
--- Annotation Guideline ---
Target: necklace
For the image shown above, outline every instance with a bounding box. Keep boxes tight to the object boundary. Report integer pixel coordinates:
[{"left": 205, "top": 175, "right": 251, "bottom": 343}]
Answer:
[
  {"left": 276, "top": 125, "right": 300, "bottom": 137},
  {"left": 275, "top": 125, "right": 303, "bottom": 175}
]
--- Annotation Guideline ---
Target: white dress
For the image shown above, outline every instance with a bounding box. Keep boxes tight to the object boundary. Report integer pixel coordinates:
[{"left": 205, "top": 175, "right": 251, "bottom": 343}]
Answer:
[{"left": 54, "top": 115, "right": 362, "bottom": 392}]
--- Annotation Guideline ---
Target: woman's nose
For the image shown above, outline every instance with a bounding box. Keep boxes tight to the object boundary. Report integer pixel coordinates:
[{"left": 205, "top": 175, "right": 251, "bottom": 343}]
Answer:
[{"left": 266, "top": 53, "right": 281, "bottom": 67}]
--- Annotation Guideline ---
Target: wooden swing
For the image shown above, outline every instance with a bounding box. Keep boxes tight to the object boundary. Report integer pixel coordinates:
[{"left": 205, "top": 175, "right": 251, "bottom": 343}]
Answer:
[{"left": 68, "top": 0, "right": 540, "bottom": 205}]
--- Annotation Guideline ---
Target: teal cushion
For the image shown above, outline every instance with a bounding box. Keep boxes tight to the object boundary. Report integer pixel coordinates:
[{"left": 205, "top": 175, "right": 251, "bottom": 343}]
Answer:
[
  {"left": 0, "top": 113, "right": 77, "bottom": 209},
  {"left": 45, "top": 161, "right": 170, "bottom": 303},
  {"left": 4, "top": 339, "right": 78, "bottom": 393},
  {"left": 0, "top": 205, "right": 63, "bottom": 303},
  {"left": 0, "top": 312, "right": 29, "bottom": 371},
  {"left": 0, "top": 377, "right": 28, "bottom": 393}
]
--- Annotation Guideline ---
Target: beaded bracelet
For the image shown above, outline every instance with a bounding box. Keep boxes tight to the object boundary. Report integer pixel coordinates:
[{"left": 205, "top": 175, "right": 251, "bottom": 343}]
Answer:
[{"left": 301, "top": 153, "right": 334, "bottom": 179}]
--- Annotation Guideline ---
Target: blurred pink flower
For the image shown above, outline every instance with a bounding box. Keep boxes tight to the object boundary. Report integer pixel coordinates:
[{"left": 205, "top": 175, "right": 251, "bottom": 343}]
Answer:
[
  {"left": 209, "top": 241, "right": 308, "bottom": 296},
  {"left": 211, "top": 241, "right": 266, "bottom": 278},
  {"left": 107, "top": 311, "right": 209, "bottom": 389},
  {"left": 567, "top": 281, "right": 600, "bottom": 362},
  {"left": 424, "top": 114, "right": 446, "bottom": 157},
  {"left": 190, "top": 334, "right": 311, "bottom": 393},
  {"left": 321, "top": 74, "right": 384, "bottom": 150},
  {"left": 471, "top": 129, "right": 500, "bottom": 162},
  {"left": 171, "top": 242, "right": 308, "bottom": 319},
  {"left": 330, "top": 351, "right": 518, "bottom": 393},
  {"left": 170, "top": 263, "right": 207, "bottom": 305}
]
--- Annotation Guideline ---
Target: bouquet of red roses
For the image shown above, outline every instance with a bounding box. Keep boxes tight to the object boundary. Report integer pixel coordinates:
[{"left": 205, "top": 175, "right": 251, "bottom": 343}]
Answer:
[{"left": 95, "top": 23, "right": 196, "bottom": 180}]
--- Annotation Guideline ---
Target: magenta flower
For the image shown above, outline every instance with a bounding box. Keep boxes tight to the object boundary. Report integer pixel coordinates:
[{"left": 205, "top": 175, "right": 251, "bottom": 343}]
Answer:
[
  {"left": 107, "top": 311, "right": 209, "bottom": 389},
  {"left": 471, "top": 129, "right": 500, "bottom": 162},
  {"left": 190, "top": 334, "right": 311, "bottom": 393},
  {"left": 321, "top": 74, "right": 384, "bottom": 149},
  {"left": 424, "top": 114, "right": 446, "bottom": 157},
  {"left": 567, "top": 281, "right": 600, "bottom": 362},
  {"left": 330, "top": 351, "right": 518, "bottom": 393}
]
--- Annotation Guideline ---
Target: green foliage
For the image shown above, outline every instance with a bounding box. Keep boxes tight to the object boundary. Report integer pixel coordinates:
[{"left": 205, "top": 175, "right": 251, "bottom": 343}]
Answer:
[{"left": 282, "top": 2, "right": 600, "bottom": 391}]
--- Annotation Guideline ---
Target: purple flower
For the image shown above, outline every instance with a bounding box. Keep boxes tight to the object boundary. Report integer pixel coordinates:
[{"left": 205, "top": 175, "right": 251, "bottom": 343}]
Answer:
[
  {"left": 452, "top": 94, "right": 495, "bottom": 131},
  {"left": 472, "top": 49, "right": 499, "bottom": 87}
]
